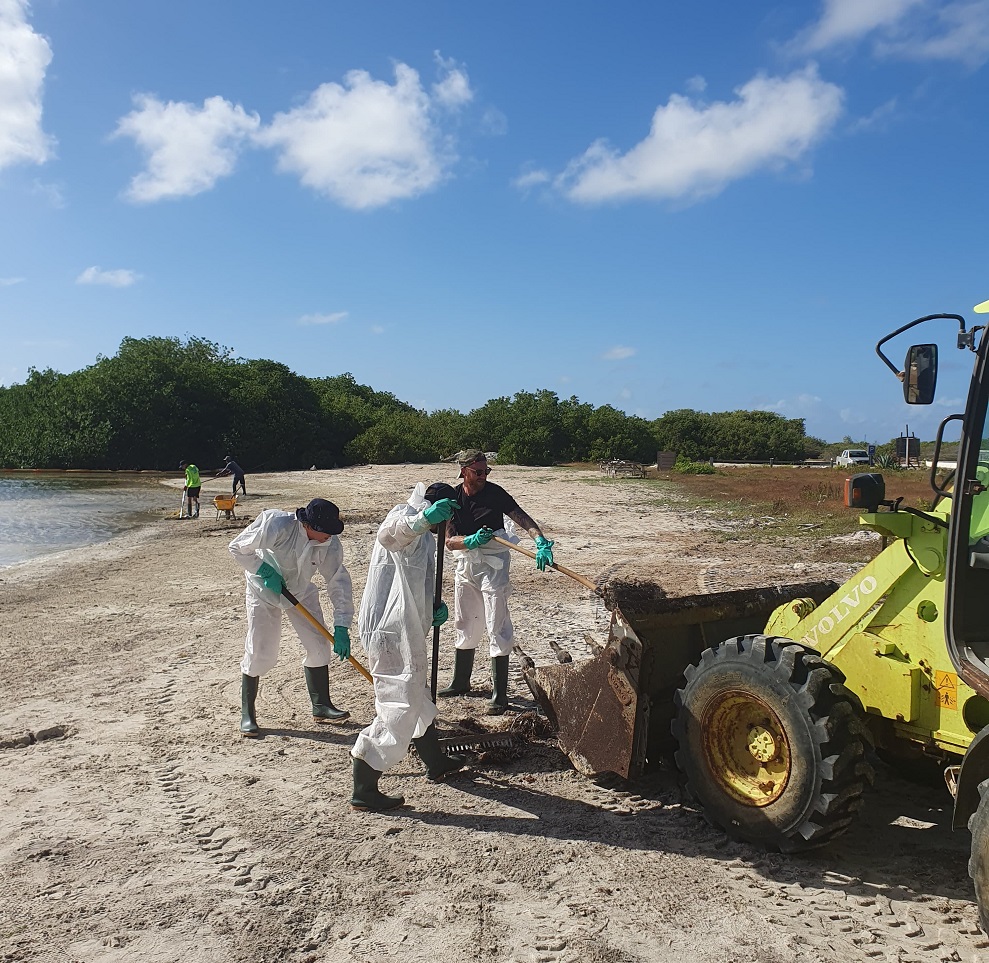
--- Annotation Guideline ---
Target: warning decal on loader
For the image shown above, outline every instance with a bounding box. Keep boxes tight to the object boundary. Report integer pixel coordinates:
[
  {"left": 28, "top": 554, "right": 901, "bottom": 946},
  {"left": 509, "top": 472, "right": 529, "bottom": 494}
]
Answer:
[{"left": 934, "top": 670, "right": 958, "bottom": 710}]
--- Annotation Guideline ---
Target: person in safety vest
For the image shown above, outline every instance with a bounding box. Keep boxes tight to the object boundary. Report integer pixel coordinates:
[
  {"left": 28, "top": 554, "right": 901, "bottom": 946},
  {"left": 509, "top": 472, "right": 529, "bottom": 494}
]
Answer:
[
  {"left": 350, "top": 482, "right": 466, "bottom": 811},
  {"left": 179, "top": 461, "right": 201, "bottom": 519},
  {"left": 228, "top": 498, "right": 354, "bottom": 737}
]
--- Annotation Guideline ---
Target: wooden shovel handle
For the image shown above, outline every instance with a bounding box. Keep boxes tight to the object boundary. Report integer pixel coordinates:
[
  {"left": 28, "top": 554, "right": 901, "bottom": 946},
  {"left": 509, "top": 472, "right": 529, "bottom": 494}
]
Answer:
[
  {"left": 490, "top": 536, "right": 600, "bottom": 595},
  {"left": 281, "top": 586, "right": 374, "bottom": 684}
]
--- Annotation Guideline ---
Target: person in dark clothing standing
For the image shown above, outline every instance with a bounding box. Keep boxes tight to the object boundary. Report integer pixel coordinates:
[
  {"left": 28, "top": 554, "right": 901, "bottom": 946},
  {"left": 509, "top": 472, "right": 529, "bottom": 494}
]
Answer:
[
  {"left": 437, "top": 450, "right": 556, "bottom": 714},
  {"left": 216, "top": 456, "right": 247, "bottom": 496}
]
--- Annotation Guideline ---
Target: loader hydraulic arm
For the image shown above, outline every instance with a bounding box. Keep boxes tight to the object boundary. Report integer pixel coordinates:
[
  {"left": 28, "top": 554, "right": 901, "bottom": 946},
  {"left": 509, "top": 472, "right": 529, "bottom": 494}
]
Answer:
[{"left": 764, "top": 537, "right": 918, "bottom": 661}]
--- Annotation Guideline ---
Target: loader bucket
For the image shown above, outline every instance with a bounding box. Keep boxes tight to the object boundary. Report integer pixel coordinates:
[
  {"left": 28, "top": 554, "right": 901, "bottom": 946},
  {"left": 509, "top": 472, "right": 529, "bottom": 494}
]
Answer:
[{"left": 522, "top": 579, "right": 839, "bottom": 780}]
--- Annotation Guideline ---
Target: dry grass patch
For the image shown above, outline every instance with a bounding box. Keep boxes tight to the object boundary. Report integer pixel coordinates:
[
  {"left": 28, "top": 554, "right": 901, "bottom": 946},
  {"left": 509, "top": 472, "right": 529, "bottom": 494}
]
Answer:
[{"left": 661, "top": 465, "right": 940, "bottom": 539}]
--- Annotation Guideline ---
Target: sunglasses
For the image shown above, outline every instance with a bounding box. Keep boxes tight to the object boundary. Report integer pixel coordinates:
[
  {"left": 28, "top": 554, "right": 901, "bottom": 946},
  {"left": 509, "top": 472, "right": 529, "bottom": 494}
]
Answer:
[{"left": 466, "top": 465, "right": 491, "bottom": 475}]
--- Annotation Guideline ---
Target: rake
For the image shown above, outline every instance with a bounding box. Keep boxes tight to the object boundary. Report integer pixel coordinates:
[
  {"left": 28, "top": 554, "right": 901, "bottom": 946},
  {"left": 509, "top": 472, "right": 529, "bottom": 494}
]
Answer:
[{"left": 438, "top": 732, "right": 521, "bottom": 753}]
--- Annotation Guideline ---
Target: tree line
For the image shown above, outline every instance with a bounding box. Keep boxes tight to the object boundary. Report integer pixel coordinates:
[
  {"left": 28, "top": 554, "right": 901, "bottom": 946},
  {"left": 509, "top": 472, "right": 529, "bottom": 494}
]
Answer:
[{"left": 0, "top": 336, "right": 822, "bottom": 470}]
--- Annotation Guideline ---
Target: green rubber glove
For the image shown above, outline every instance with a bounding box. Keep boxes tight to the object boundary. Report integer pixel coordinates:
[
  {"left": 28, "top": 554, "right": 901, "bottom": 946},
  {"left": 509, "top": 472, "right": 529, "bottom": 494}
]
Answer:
[
  {"left": 432, "top": 601, "right": 449, "bottom": 627},
  {"left": 463, "top": 527, "right": 495, "bottom": 550},
  {"left": 256, "top": 561, "right": 284, "bottom": 594},
  {"left": 333, "top": 626, "right": 351, "bottom": 661},
  {"left": 534, "top": 535, "right": 555, "bottom": 572},
  {"left": 423, "top": 498, "right": 458, "bottom": 524}
]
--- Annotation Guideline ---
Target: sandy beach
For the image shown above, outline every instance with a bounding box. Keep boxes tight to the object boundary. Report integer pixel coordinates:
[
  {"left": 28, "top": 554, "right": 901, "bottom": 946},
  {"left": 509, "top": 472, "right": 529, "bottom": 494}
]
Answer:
[{"left": 1, "top": 463, "right": 986, "bottom": 963}]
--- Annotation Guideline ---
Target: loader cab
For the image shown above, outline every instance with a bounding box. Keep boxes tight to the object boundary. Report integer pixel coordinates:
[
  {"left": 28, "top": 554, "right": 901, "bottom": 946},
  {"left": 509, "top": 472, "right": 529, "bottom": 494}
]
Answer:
[
  {"left": 942, "top": 329, "right": 989, "bottom": 702},
  {"left": 890, "top": 321, "right": 989, "bottom": 701},
  {"left": 890, "top": 314, "right": 989, "bottom": 934}
]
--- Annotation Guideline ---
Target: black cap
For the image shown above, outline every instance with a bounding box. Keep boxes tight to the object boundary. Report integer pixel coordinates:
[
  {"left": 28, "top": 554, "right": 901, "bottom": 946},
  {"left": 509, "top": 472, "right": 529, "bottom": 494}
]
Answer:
[
  {"left": 296, "top": 498, "right": 344, "bottom": 535},
  {"left": 424, "top": 482, "right": 457, "bottom": 504}
]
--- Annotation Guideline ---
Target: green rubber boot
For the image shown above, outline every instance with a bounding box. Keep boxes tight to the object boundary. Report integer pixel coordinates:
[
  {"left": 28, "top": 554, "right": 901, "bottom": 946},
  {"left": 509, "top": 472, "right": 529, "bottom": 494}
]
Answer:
[
  {"left": 413, "top": 723, "right": 467, "bottom": 782},
  {"left": 241, "top": 674, "right": 261, "bottom": 737},
  {"left": 486, "top": 656, "right": 510, "bottom": 716},
  {"left": 350, "top": 757, "right": 405, "bottom": 811},
  {"left": 438, "top": 648, "right": 475, "bottom": 697},
  {"left": 303, "top": 665, "right": 350, "bottom": 723}
]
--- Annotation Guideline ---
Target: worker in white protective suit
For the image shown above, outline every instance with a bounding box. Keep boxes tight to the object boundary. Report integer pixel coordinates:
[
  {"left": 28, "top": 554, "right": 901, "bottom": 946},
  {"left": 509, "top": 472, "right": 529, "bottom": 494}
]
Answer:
[
  {"left": 350, "top": 482, "right": 467, "bottom": 811},
  {"left": 438, "top": 450, "right": 556, "bottom": 714},
  {"left": 228, "top": 498, "right": 354, "bottom": 738}
]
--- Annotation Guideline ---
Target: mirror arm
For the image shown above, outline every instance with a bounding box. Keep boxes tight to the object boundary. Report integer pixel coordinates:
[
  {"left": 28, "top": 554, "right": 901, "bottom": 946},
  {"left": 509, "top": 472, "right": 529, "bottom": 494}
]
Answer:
[{"left": 876, "top": 314, "right": 966, "bottom": 378}]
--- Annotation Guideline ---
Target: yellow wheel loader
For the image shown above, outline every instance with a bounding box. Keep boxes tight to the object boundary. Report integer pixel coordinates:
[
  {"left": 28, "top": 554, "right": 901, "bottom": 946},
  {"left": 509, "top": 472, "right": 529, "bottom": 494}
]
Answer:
[{"left": 522, "top": 309, "right": 989, "bottom": 929}]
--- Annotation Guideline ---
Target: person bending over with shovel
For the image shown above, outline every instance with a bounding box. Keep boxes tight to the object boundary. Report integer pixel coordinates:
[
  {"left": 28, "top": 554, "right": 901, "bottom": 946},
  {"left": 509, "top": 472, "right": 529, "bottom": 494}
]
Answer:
[
  {"left": 438, "top": 450, "right": 556, "bottom": 715},
  {"left": 215, "top": 455, "right": 247, "bottom": 497},
  {"left": 228, "top": 498, "right": 354, "bottom": 737},
  {"left": 350, "top": 482, "right": 467, "bottom": 811},
  {"left": 178, "top": 461, "right": 201, "bottom": 519}
]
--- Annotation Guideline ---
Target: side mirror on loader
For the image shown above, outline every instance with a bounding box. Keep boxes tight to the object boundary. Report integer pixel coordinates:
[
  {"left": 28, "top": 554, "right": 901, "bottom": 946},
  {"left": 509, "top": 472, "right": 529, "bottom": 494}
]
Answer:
[
  {"left": 904, "top": 343, "right": 938, "bottom": 404},
  {"left": 845, "top": 472, "right": 885, "bottom": 512}
]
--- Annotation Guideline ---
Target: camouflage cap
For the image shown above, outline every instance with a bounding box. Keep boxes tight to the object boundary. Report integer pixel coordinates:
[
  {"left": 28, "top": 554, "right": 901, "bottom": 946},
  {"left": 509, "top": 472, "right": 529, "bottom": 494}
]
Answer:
[{"left": 458, "top": 449, "right": 486, "bottom": 467}]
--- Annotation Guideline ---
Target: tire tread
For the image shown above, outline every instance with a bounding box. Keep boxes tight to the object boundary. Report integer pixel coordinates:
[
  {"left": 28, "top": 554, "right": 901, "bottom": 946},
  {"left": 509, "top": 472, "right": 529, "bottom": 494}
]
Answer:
[{"left": 672, "top": 633, "right": 873, "bottom": 852}]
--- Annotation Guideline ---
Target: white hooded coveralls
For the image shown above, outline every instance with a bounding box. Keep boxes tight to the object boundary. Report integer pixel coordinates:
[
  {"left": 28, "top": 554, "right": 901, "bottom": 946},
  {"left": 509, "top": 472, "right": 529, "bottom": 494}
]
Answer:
[
  {"left": 453, "top": 522, "right": 519, "bottom": 659},
  {"left": 228, "top": 509, "right": 354, "bottom": 677},
  {"left": 351, "top": 484, "right": 441, "bottom": 773}
]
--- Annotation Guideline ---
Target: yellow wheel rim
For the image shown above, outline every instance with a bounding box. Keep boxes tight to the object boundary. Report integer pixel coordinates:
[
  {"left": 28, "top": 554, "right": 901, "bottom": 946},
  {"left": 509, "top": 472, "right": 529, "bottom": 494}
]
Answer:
[{"left": 702, "top": 690, "right": 791, "bottom": 807}]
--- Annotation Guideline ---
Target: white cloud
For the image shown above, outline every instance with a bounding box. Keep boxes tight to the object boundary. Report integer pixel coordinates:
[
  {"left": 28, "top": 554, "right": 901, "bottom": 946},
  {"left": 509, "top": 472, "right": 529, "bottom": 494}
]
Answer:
[
  {"left": 0, "top": 0, "right": 55, "bottom": 170},
  {"left": 479, "top": 106, "right": 508, "bottom": 136},
  {"left": 603, "top": 345, "right": 636, "bottom": 360},
  {"left": 113, "top": 94, "right": 260, "bottom": 202},
  {"left": 512, "top": 168, "right": 551, "bottom": 191},
  {"left": 255, "top": 60, "right": 472, "bottom": 210},
  {"left": 299, "top": 311, "right": 348, "bottom": 326},
  {"left": 793, "top": 0, "right": 989, "bottom": 66},
  {"left": 760, "top": 392, "right": 825, "bottom": 417},
  {"left": 431, "top": 52, "right": 473, "bottom": 109},
  {"left": 76, "top": 266, "right": 140, "bottom": 287},
  {"left": 555, "top": 66, "right": 844, "bottom": 205},
  {"left": 848, "top": 97, "right": 899, "bottom": 133},
  {"left": 838, "top": 405, "right": 872, "bottom": 426},
  {"left": 877, "top": 1, "right": 989, "bottom": 66},
  {"left": 0, "top": 276, "right": 24, "bottom": 286},
  {"left": 370, "top": 324, "right": 384, "bottom": 335},
  {"left": 794, "top": 0, "right": 924, "bottom": 52}
]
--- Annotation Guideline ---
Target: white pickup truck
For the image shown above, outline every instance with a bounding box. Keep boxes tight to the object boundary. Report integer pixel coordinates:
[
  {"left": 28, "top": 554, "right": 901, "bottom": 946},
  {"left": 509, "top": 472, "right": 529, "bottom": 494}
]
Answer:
[{"left": 835, "top": 448, "right": 870, "bottom": 467}]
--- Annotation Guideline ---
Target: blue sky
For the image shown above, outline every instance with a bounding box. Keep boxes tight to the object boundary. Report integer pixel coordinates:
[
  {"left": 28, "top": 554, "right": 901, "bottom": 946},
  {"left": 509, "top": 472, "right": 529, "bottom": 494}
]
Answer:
[{"left": 2, "top": 0, "right": 988, "bottom": 445}]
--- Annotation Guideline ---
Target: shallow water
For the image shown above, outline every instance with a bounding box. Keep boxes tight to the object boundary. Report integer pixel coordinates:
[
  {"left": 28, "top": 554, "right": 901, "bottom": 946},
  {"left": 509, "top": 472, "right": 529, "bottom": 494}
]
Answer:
[{"left": 0, "top": 473, "right": 176, "bottom": 568}]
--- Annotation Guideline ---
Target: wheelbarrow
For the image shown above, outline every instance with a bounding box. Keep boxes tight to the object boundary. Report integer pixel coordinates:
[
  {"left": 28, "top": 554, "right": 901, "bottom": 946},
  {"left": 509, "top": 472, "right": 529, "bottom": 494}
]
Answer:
[{"left": 213, "top": 494, "right": 238, "bottom": 519}]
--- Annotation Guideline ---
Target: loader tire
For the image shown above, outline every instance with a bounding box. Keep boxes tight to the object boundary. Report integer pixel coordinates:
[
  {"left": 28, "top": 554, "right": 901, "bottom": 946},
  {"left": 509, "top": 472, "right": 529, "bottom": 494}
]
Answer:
[
  {"left": 672, "top": 634, "right": 874, "bottom": 852},
  {"left": 967, "top": 778, "right": 989, "bottom": 933}
]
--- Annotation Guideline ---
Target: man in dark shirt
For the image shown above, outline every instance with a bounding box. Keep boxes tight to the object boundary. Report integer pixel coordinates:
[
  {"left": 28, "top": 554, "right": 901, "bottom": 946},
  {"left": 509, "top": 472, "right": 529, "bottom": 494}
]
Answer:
[
  {"left": 216, "top": 455, "right": 247, "bottom": 496},
  {"left": 438, "top": 450, "right": 556, "bottom": 714}
]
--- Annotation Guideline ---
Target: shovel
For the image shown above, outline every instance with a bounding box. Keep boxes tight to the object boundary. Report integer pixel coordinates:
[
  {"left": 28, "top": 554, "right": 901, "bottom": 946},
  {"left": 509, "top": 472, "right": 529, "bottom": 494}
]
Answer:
[
  {"left": 279, "top": 585, "right": 374, "bottom": 684},
  {"left": 490, "top": 536, "right": 601, "bottom": 595}
]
